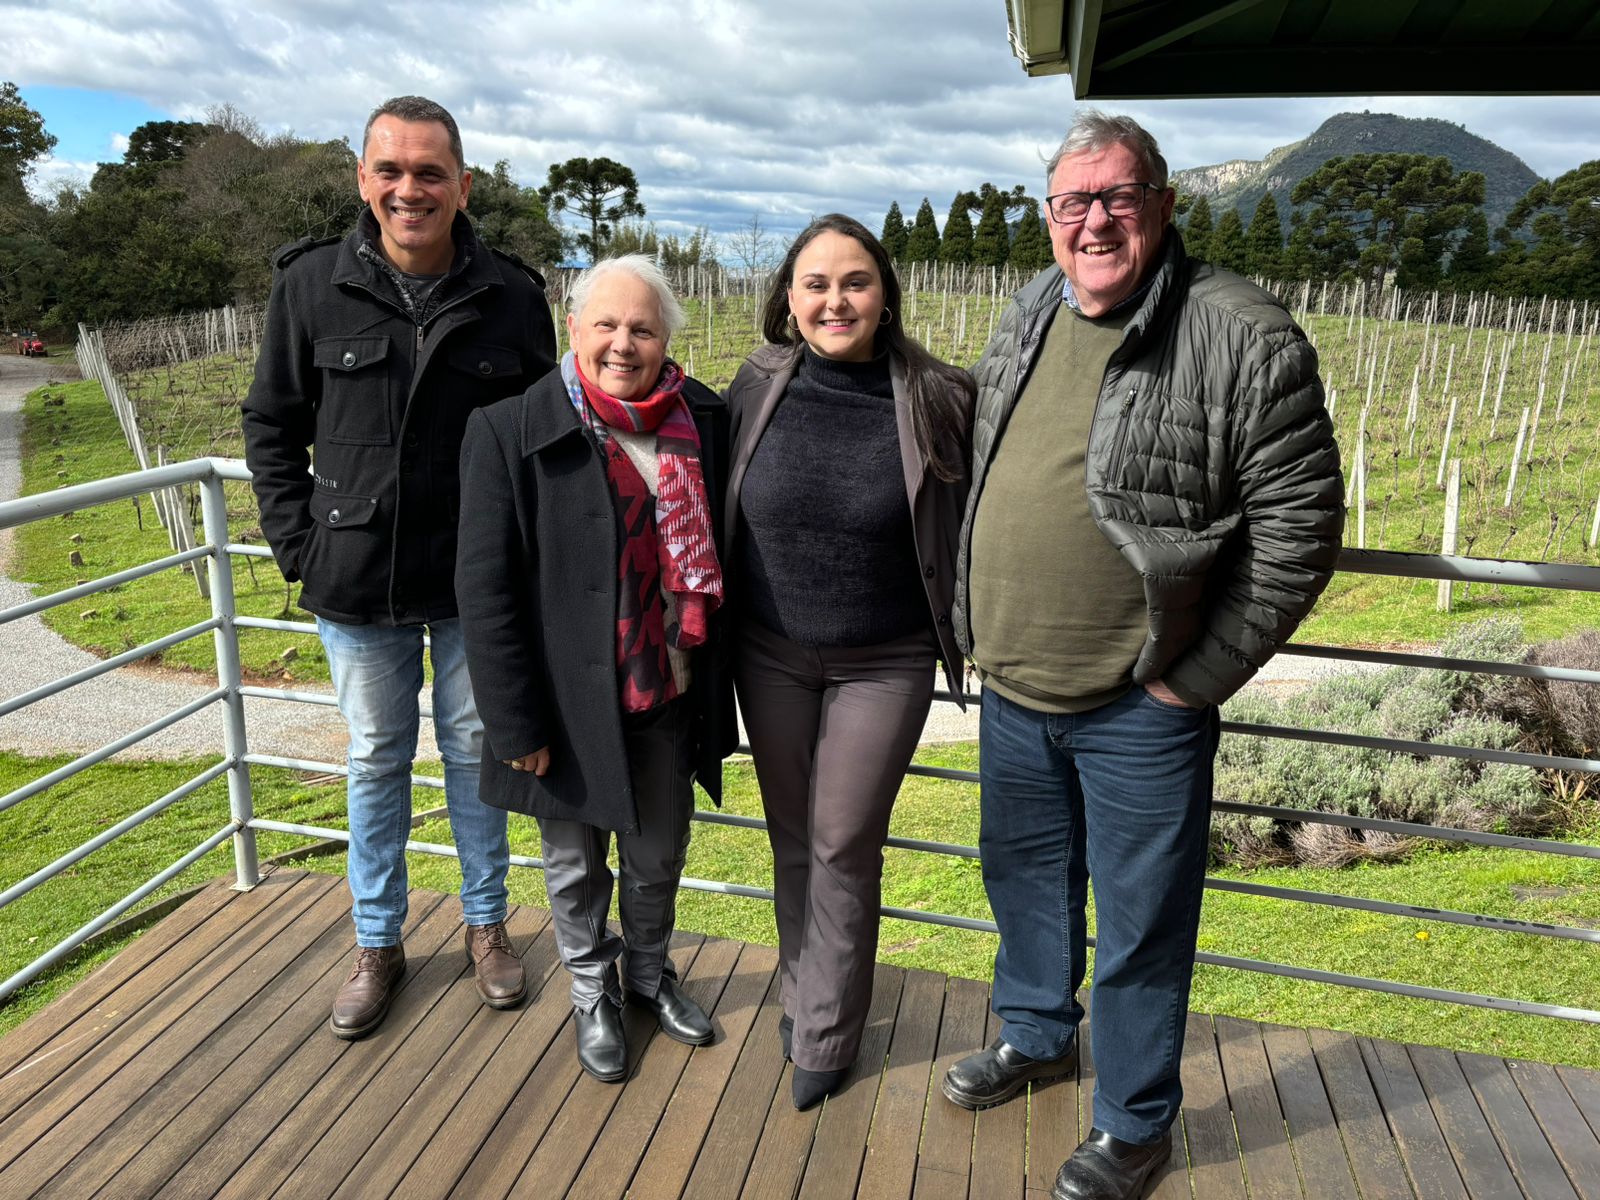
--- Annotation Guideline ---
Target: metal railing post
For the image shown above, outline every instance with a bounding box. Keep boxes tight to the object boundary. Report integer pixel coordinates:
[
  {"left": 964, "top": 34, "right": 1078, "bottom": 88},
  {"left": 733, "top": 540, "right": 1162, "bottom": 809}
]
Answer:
[{"left": 199, "top": 466, "right": 258, "bottom": 889}]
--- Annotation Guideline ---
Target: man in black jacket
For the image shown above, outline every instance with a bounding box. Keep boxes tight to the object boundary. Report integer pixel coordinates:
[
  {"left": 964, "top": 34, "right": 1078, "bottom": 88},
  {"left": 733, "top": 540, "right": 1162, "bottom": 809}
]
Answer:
[{"left": 242, "top": 95, "right": 557, "bottom": 1039}]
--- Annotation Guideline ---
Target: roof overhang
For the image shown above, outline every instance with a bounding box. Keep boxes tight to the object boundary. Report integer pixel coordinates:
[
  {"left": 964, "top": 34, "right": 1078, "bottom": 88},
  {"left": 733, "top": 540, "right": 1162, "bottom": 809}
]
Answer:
[{"left": 1005, "top": 0, "right": 1600, "bottom": 97}]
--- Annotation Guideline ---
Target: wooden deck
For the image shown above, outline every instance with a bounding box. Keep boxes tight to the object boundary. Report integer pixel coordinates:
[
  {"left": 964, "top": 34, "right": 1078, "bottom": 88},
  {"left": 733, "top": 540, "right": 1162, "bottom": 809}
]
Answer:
[{"left": 0, "top": 868, "right": 1596, "bottom": 1199}]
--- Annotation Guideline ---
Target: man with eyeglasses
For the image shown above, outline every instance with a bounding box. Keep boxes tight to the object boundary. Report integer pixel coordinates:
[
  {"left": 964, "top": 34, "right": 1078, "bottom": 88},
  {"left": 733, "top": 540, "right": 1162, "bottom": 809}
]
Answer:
[{"left": 946, "top": 111, "right": 1342, "bottom": 1200}]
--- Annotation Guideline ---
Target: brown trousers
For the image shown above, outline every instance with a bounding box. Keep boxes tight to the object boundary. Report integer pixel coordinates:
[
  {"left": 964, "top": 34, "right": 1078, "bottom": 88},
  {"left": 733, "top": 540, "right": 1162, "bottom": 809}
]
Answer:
[{"left": 735, "top": 620, "right": 936, "bottom": 1071}]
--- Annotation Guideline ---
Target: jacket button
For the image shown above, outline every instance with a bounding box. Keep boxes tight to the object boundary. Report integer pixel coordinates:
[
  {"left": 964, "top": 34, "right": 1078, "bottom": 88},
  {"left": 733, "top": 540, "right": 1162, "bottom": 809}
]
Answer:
[
  {"left": 401, "top": 459, "right": 413, "bottom": 473},
  {"left": 327, "top": 509, "right": 341, "bottom": 525},
  {"left": 341, "top": 351, "right": 356, "bottom": 367},
  {"left": 937, "top": 612, "right": 949, "bottom": 626},
  {"left": 478, "top": 360, "right": 493, "bottom": 375},
  {"left": 404, "top": 434, "right": 419, "bottom": 448},
  {"left": 924, "top": 565, "right": 935, "bottom": 578}
]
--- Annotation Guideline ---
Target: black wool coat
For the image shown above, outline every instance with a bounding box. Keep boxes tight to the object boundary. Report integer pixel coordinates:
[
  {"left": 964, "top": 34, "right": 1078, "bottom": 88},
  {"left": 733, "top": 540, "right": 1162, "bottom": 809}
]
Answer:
[
  {"left": 242, "top": 211, "right": 558, "bottom": 626},
  {"left": 456, "top": 369, "right": 737, "bottom": 833}
]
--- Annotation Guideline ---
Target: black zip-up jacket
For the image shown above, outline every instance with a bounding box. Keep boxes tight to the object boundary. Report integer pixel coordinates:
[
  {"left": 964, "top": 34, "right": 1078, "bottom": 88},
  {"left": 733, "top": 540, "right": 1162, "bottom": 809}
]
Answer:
[{"left": 242, "top": 211, "right": 558, "bottom": 625}]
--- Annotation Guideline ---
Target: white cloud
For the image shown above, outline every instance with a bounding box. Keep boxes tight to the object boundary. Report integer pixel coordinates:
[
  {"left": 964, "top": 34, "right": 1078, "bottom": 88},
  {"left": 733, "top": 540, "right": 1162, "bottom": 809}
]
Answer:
[{"left": 7, "top": 1, "right": 1600, "bottom": 241}]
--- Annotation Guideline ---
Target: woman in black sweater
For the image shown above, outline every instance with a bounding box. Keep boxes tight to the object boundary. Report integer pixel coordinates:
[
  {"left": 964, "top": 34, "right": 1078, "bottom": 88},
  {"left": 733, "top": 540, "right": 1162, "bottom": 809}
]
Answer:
[{"left": 724, "top": 214, "right": 974, "bottom": 1109}]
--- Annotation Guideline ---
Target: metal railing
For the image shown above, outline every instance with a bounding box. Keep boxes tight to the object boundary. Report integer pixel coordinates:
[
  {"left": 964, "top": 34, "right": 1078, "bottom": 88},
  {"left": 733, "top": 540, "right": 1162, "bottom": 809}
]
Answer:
[{"left": 1, "top": 458, "right": 1597, "bottom": 1023}]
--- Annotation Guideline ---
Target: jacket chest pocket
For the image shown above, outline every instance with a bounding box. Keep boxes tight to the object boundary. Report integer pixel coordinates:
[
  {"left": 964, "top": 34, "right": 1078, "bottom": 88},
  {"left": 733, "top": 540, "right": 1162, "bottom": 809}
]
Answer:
[
  {"left": 447, "top": 343, "right": 522, "bottom": 401},
  {"left": 1104, "top": 384, "right": 1221, "bottom": 523},
  {"left": 313, "top": 335, "right": 394, "bottom": 446}
]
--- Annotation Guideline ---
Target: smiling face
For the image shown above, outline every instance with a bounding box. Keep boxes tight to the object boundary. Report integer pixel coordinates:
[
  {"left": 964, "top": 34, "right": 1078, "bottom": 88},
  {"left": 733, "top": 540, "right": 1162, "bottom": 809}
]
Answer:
[
  {"left": 567, "top": 270, "right": 668, "bottom": 403},
  {"left": 357, "top": 114, "right": 472, "bottom": 275},
  {"left": 786, "top": 230, "right": 885, "bottom": 362},
  {"left": 1047, "top": 140, "right": 1174, "bottom": 318}
]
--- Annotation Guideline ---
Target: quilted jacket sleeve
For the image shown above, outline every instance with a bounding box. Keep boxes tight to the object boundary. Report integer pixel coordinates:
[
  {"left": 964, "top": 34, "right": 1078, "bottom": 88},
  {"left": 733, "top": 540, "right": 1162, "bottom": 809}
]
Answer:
[{"left": 1161, "top": 332, "right": 1345, "bottom": 707}]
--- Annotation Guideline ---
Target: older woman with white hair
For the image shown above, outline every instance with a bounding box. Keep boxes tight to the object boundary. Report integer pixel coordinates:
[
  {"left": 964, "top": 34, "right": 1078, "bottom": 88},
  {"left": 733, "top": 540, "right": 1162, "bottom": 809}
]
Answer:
[{"left": 456, "top": 253, "right": 735, "bottom": 1082}]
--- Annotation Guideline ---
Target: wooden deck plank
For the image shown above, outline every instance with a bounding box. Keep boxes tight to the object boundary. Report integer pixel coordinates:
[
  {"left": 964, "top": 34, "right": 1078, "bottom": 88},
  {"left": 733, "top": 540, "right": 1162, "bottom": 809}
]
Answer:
[
  {"left": 40, "top": 878, "right": 357, "bottom": 1200},
  {"left": 1458, "top": 1053, "right": 1578, "bottom": 1200},
  {"left": 0, "top": 870, "right": 339, "bottom": 1185},
  {"left": 1408, "top": 1044, "right": 1522, "bottom": 1198},
  {"left": 911, "top": 974, "right": 988, "bottom": 1200},
  {"left": 1308, "top": 1028, "right": 1414, "bottom": 1200},
  {"left": 504, "top": 934, "right": 711, "bottom": 1200},
  {"left": 619, "top": 942, "right": 779, "bottom": 1200},
  {"left": 0, "top": 869, "right": 307, "bottom": 1126},
  {"left": 562, "top": 935, "right": 747, "bottom": 1200},
  {"left": 181, "top": 890, "right": 469, "bottom": 1200},
  {"left": 329, "top": 906, "right": 559, "bottom": 1200},
  {"left": 855, "top": 968, "right": 945, "bottom": 1200},
  {"left": 1, "top": 874, "right": 1595, "bottom": 1200},
  {"left": 1509, "top": 1061, "right": 1600, "bottom": 1200},
  {"left": 969, "top": 1008, "right": 1027, "bottom": 1200},
  {"left": 1171, "top": 1012, "right": 1242, "bottom": 1200},
  {"left": 0, "top": 874, "right": 242, "bottom": 1084},
  {"left": 1560, "top": 1066, "right": 1600, "bottom": 1140},
  {"left": 1261, "top": 1023, "right": 1360, "bottom": 1200},
  {"left": 798, "top": 964, "right": 908, "bottom": 1200},
  {"left": 387, "top": 915, "right": 580, "bottom": 1200},
  {"left": 1214, "top": 1016, "right": 1299, "bottom": 1200},
  {"left": 1360, "top": 1038, "right": 1469, "bottom": 1200},
  {"left": 676, "top": 971, "right": 789, "bottom": 1200}
]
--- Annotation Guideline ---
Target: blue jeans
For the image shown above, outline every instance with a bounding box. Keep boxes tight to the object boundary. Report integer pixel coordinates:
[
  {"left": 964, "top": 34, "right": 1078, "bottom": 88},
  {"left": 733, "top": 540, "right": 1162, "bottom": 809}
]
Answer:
[
  {"left": 978, "top": 685, "right": 1219, "bottom": 1145},
  {"left": 318, "top": 617, "right": 510, "bottom": 946}
]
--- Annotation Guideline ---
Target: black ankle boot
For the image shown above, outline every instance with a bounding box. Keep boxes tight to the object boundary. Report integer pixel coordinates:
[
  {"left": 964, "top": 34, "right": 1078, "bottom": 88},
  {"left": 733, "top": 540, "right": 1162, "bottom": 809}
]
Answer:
[{"left": 791, "top": 1065, "right": 848, "bottom": 1111}]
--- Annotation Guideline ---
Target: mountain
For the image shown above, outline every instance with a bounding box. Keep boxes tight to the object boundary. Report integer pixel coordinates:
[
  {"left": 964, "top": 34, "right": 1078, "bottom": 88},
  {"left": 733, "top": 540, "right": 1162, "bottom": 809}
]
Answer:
[{"left": 1170, "top": 112, "right": 1541, "bottom": 235}]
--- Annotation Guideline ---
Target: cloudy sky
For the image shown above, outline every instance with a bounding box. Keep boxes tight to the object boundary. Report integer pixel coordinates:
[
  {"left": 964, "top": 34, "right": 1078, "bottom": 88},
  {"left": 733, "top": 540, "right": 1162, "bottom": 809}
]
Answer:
[{"left": 11, "top": 0, "right": 1600, "bottom": 245}]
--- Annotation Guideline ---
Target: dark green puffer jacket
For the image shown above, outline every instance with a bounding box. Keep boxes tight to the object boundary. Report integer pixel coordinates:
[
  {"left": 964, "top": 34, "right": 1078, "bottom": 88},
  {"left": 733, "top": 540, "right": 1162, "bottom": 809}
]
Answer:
[{"left": 953, "top": 232, "right": 1344, "bottom": 708}]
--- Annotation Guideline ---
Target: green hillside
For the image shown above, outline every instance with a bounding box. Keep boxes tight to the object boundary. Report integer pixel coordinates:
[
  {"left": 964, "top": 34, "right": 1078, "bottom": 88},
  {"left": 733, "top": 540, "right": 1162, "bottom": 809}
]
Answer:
[{"left": 1172, "top": 111, "right": 1540, "bottom": 234}]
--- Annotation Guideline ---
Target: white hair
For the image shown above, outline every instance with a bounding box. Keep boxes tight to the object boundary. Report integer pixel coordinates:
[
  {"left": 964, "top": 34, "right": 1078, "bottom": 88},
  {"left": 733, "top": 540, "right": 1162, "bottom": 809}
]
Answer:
[
  {"left": 567, "top": 254, "right": 686, "bottom": 337},
  {"left": 1046, "top": 109, "right": 1169, "bottom": 189}
]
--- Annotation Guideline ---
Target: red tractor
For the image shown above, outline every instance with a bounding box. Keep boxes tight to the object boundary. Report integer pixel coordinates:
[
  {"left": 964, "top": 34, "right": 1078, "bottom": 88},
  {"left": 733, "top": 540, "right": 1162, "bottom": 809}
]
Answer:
[{"left": 13, "top": 331, "right": 46, "bottom": 357}]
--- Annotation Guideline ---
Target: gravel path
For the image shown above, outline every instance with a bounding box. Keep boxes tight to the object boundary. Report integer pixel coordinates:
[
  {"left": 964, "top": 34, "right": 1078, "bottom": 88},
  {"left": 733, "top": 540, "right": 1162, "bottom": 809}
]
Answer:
[
  {"left": 0, "top": 352, "right": 1373, "bottom": 762},
  {"left": 0, "top": 355, "right": 359, "bottom": 764}
]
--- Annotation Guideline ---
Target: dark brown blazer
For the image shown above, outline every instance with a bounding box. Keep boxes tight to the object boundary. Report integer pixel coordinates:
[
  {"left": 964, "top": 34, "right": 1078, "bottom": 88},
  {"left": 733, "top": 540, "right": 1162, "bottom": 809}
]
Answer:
[{"left": 723, "top": 343, "right": 970, "bottom": 702}]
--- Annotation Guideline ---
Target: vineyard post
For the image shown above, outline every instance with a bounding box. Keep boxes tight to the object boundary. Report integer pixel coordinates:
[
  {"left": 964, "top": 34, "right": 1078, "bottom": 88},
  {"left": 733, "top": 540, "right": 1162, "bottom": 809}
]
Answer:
[
  {"left": 1506, "top": 407, "right": 1530, "bottom": 507},
  {"left": 1437, "top": 458, "right": 1460, "bottom": 612}
]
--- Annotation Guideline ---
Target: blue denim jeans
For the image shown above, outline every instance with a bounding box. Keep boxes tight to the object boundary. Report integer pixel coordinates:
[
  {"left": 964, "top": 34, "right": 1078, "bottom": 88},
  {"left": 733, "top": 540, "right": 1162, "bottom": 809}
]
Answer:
[
  {"left": 978, "top": 684, "right": 1220, "bottom": 1145},
  {"left": 317, "top": 617, "right": 510, "bottom": 946}
]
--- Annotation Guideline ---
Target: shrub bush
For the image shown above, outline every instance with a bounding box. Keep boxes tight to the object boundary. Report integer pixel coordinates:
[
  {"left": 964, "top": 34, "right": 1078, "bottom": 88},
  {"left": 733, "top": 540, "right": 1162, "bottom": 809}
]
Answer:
[{"left": 1212, "top": 618, "right": 1552, "bottom": 869}]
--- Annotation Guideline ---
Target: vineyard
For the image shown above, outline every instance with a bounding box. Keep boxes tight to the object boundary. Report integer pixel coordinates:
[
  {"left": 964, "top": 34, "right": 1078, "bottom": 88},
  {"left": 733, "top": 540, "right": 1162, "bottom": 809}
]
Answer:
[{"left": 57, "top": 265, "right": 1600, "bottom": 656}]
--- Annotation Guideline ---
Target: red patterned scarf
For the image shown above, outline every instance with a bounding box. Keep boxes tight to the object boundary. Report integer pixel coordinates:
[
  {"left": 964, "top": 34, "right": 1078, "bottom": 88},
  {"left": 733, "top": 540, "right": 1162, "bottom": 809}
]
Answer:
[{"left": 574, "top": 358, "right": 724, "bottom": 713}]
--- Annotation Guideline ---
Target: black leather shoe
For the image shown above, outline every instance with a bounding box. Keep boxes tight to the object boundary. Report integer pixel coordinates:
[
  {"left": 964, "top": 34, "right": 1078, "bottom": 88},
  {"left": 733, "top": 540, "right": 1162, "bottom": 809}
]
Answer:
[
  {"left": 941, "top": 1037, "right": 1077, "bottom": 1110},
  {"left": 792, "top": 1065, "right": 849, "bottom": 1111},
  {"left": 575, "top": 1001, "right": 627, "bottom": 1082},
  {"left": 1052, "top": 1128, "right": 1172, "bottom": 1200},
  {"left": 626, "top": 977, "right": 714, "bottom": 1046},
  {"left": 778, "top": 1013, "right": 793, "bottom": 1061}
]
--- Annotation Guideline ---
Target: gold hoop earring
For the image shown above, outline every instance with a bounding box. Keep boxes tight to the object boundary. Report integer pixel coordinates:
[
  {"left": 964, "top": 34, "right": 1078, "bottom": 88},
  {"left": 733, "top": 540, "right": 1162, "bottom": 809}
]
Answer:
[
  {"left": 879, "top": 308, "right": 893, "bottom": 326},
  {"left": 786, "top": 313, "right": 799, "bottom": 330}
]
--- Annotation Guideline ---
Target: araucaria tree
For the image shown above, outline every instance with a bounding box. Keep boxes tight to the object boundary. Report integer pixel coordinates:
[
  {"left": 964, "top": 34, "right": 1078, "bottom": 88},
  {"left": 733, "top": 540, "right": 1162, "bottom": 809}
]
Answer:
[
  {"left": 1008, "top": 198, "right": 1051, "bottom": 272},
  {"left": 1494, "top": 160, "right": 1600, "bottom": 300},
  {"left": 970, "top": 183, "right": 1025, "bottom": 268},
  {"left": 904, "top": 198, "right": 942, "bottom": 263},
  {"left": 541, "top": 157, "right": 645, "bottom": 260},
  {"left": 1288, "top": 153, "right": 1484, "bottom": 292},
  {"left": 880, "top": 201, "right": 908, "bottom": 261}
]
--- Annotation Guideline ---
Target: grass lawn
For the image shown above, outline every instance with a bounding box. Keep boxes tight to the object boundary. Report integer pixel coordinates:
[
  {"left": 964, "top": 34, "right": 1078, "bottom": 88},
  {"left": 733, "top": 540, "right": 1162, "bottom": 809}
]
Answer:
[{"left": 4, "top": 744, "right": 1595, "bottom": 1068}]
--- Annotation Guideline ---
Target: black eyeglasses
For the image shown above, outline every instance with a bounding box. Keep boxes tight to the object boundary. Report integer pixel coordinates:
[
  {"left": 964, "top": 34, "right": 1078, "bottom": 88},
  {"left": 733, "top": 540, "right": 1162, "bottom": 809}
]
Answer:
[{"left": 1044, "top": 182, "right": 1163, "bottom": 225}]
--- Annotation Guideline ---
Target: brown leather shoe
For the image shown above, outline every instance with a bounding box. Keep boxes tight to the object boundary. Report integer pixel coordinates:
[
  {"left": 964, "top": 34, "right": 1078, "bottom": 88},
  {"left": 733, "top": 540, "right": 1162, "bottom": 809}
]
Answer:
[
  {"left": 465, "top": 921, "right": 526, "bottom": 1008},
  {"left": 330, "top": 944, "right": 405, "bottom": 1039}
]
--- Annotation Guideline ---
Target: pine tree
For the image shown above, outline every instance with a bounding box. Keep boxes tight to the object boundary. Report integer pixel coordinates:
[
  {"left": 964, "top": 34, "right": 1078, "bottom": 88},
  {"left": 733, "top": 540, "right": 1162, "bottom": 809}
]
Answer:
[
  {"left": 880, "top": 201, "right": 908, "bottom": 262},
  {"left": 1184, "top": 194, "right": 1213, "bottom": 262},
  {"left": 1211, "top": 208, "right": 1248, "bottom": 274},
  {"left": 1244, "top": 193, "right": 1284, "bottom": 278},
  {"left": 971, "top": 188, "right": 1011, "bottom": 267},
  {"left": 940, "top": 192, "right": 974, "bottom": 265},
  {"left": 1008, "top": 199, "right": 1051, "bottom": 272},
  {"left": 904, "top": 198, "right": 941, "bottom": 263},
  {"left": 1447, "top": 208, "right": 1494, "bottom": 291}
]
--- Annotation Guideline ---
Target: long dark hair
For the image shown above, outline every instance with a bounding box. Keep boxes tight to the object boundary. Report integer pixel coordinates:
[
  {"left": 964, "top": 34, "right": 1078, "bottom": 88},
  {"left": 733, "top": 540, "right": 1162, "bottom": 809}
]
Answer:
[{"left": 760, "top": 214, "right": 974, "bottom": 482}]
